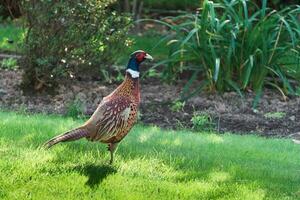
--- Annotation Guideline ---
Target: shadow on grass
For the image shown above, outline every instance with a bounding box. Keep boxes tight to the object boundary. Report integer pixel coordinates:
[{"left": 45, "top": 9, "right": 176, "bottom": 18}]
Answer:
[{"left": 74, "top": 164, "right": 117, "bottom": 188}]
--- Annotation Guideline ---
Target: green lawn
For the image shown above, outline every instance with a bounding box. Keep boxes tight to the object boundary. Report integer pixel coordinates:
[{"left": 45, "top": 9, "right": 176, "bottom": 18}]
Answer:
[
  {"left": 0, "top": 111, "right": 299, "bottom": 199},
  {"left": 0, "top": 23, "right": 25, "bottom": 53}
]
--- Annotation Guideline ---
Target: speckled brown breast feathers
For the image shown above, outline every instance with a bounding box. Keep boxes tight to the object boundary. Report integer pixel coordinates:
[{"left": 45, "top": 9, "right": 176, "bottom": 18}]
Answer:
[{"left": 84, "top": 73, "right": 140, "bottom": 143}]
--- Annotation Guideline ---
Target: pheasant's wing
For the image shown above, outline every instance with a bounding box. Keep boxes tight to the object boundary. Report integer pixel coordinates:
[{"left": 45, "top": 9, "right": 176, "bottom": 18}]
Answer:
[{"left": 92, "top": 96, "right": 136, "bottom": 142}]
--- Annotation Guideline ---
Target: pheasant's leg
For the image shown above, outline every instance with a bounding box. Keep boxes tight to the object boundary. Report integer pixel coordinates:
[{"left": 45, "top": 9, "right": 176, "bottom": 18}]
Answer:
[{"left": 108, "top": 143, "right": 118, "bottom": 164}]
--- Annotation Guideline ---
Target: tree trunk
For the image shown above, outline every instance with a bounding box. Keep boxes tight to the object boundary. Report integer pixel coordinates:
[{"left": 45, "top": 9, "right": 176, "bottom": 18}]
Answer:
[{"left": 124, "top": 0, "right": 130, "bottom": 12}]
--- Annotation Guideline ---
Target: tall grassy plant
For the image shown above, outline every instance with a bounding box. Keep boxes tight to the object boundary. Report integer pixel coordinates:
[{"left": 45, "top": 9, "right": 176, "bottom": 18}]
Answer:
[{"left": 156, "top": 0, "right": 300, "bottom": 104}]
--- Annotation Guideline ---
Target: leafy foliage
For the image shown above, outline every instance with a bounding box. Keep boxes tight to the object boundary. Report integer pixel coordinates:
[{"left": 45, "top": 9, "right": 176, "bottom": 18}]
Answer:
[
  {"left": 155, "top": 0, "right": 300, "bottom": 104},
  {"left": 21, "top": 0, "right": 131, "bottom": 91}
]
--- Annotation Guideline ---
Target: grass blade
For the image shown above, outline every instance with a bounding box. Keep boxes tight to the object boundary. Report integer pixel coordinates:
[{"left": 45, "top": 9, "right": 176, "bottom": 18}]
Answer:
[{"left": 214, "top": 58, "right": 220, "bottom": 82}]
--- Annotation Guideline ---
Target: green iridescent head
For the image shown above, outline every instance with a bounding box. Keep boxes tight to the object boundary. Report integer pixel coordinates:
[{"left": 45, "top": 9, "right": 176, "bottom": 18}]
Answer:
[{"left": 126, "top": 50, "right": 153, "bottom": 72}]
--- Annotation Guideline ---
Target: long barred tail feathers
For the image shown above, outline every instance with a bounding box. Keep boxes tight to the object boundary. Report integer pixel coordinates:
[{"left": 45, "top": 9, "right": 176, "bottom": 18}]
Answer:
[{"left": 43, "top": 128, "right": 89, "bottom": 149}]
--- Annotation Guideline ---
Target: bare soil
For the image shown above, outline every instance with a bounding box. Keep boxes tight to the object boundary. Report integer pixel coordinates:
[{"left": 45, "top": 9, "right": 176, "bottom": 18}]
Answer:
[{"left": 0, "top": 69, "right": 299, "bottom": 138}]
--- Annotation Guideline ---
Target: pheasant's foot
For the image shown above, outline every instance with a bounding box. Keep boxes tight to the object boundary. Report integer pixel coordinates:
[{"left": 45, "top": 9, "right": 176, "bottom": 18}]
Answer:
[
  {"left": 108, "top": 143, "right": 118, "bottom": 165},
  {"left": 109, "top": 151, "right": 114, "bottom": 165}
]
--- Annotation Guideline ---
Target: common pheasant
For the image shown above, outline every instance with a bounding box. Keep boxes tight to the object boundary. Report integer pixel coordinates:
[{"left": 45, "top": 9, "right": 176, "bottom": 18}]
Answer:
[{"left": 43, "top": 50, "right": 153, "bottom": 164}]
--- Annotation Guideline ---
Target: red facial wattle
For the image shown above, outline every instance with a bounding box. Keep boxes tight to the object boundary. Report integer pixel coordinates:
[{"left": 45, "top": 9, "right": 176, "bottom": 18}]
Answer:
[{"left": 136, "top": 53, "right": 146, "bottom": 62}]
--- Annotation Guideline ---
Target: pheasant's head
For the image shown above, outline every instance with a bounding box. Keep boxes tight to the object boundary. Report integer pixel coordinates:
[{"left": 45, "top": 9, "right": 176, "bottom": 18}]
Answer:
[{"left": 126, "top": 50, "right": 153, "bottom": 78}]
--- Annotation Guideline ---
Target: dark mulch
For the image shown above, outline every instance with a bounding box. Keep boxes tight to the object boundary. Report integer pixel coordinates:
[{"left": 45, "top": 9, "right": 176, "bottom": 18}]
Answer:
[{"left": 0, "top": 69, "right": 299, "bottom": 138}]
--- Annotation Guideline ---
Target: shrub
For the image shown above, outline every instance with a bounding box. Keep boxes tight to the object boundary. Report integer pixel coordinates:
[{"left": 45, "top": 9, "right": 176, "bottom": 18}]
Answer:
[
  {"left": 21, "top": 0, "right": 131, "bottom": 91},
  {"left": 155, "top": 0, "right": 300, "bottom": 105}
]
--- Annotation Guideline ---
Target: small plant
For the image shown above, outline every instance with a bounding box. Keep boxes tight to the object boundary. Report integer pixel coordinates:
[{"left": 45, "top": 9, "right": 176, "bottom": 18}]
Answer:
[
  {"left": 170, "top": 100, "right": 185, "bottom": 112},
  {"left": 66, "top": 99, "right": 85, "bottom": 119},
  {"left": 1, "top": 58, "right": 18, "bottom": 70},
  {"left": 191, "top": 112, "right": 214, "bottom": 131},
  {"left": 264, "top": 112, "right": 286, "bottom": 119}
]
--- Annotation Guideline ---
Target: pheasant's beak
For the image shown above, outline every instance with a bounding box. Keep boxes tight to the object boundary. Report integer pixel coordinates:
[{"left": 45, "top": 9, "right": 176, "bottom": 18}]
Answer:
[{"left": 145, "top": 53, "right": 153, "bottom": 61}]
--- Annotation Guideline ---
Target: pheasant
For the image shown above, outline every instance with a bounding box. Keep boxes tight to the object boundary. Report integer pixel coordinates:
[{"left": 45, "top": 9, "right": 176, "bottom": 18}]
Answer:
[{"left": 43, "top": 50, "right": 153, "bottom": 164}]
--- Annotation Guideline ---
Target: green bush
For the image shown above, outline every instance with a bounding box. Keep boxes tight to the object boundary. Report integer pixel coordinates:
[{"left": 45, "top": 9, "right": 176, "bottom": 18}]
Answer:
[
  {"left": 21, "top": 0, "right": 131, "bottom": 91},
  {"left": 155, "top": 0, "right": 300, "bottom": 105}
]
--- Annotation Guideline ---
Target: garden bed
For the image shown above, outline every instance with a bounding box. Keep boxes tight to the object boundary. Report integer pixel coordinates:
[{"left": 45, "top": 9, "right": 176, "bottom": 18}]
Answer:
[{"left": 0, "top": 68, "right": 299, "bottom": 138}]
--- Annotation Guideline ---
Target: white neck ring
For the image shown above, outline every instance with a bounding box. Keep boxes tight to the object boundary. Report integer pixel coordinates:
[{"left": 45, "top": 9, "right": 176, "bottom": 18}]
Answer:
[{"left": 126, "top": 69, "right": 140, "bottom": 78}]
